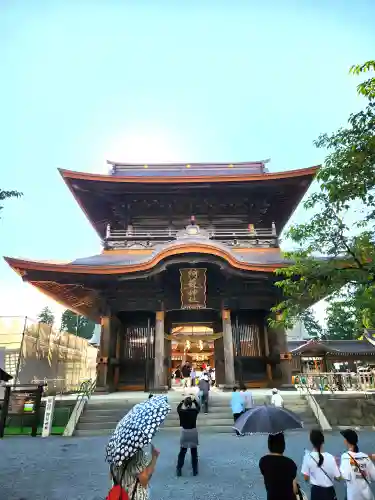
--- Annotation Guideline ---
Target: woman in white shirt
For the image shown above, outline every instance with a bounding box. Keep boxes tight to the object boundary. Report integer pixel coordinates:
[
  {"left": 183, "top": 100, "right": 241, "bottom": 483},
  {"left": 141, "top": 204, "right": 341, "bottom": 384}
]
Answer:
[
  {"left": 301, "top": 429, "right": 340, "bottom": 500},
  {"left": 340, "top": 429, "right": 375, "bottom": 500}
]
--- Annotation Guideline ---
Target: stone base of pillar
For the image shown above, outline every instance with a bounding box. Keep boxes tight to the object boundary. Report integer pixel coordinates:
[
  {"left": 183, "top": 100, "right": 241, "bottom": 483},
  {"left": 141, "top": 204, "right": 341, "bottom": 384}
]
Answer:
[
  {"left": 94, "top": 386, "right": 111, "bottom": 394},
  {"left": 149, "top": 385, "right": 168, "bottom": 394},
  {"left": 218, "top": 384, "right": 238, "bottom": 391},
  {"left": 280, "top": 359, "right": 292, "bottom": 385}
]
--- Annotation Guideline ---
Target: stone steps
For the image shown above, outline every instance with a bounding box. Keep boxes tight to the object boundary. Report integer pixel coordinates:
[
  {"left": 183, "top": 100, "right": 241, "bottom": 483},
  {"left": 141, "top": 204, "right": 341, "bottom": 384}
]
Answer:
[
  {"left": 74, "top": 393, "right": 319, "bottom": 436},
  {"left": 75, "top": 425, "right": 235, "bottom": 437}
]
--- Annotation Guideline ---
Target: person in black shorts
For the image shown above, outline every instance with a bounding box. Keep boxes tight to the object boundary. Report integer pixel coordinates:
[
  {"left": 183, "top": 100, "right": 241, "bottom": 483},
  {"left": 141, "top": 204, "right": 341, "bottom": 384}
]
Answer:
[{"left": 259, "top": 432, "right": 298, "bottom": 500}]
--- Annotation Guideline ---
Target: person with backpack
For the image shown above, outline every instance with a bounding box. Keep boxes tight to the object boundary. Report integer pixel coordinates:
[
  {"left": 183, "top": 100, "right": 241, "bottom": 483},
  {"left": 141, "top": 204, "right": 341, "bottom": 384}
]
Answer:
[
  {"left": 301, "top": 429, "right": 340, "bottom": 500},
  {"left": 108, "top": 445, "right": 160, "bottom": 500},
  {"left": 340, "top": 429, "right": 375, "bottom": 500}
]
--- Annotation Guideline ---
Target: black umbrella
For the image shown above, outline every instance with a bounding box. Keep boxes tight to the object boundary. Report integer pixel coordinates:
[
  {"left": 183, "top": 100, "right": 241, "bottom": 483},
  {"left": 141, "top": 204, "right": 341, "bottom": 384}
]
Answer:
[
  {"left": 233, "top": 405, "right": 303, "bottom": 435},
  {"left": 0, "top": 368, "right": 12, "bottom": 382}
]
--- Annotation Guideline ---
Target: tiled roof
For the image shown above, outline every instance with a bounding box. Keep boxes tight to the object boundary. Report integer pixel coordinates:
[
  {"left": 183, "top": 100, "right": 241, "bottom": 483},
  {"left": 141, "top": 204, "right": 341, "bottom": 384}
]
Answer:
[
  {"left": 288, "top": 339, "right": 375, "bottom": 355},
  {"left": 71, "top": 241, "right": 287, "bottom": 267}
]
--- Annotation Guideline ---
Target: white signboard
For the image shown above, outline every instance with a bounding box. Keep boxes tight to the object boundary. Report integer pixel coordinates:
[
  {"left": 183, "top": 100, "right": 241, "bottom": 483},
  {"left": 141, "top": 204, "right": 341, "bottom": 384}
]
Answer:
[{"left": 42, "top": 396, "right": 56, "bottom": 437}]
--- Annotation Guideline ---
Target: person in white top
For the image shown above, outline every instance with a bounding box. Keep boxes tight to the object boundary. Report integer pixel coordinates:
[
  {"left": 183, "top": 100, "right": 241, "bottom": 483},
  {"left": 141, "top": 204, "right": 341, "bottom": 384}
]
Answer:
[
  {"left": 340, "top": 429, "right": 375, "bottom": 500},
  {"left": 301, "top": 429, "right": 340, "bottom": 500},
  {"left": 270, "top": 388, "right": 284, "bottom": 407}
]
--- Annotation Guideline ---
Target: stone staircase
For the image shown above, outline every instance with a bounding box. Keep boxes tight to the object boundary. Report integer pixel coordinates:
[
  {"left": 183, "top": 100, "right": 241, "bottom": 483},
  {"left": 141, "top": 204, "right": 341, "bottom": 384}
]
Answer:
[
  {"left": 74, "top": 391, "right": 319, "bottom": 437},
  {"left": 281, "top": 393, "right": 319, "bottom": 430}
]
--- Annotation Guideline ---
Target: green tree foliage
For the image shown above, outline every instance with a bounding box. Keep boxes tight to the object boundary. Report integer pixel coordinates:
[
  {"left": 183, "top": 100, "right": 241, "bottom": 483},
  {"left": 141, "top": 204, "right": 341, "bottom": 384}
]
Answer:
[
  {"left": 350, "top": 60, "right": 375, "bottom": 99},
  {"left": 60, "top": 309, "right": 96, "bottom": 339},
  {"left": 325, "top": 298, "right": 358, "bottom": 341},
  {"left": 0, "top": 189, "right": 22, "bottom": 218},
  {"left": 271, "top": 61, "right": 375, "bottom": 335},
  {"left": 300, "top": 309, "right": 323, "bottom": 339},
  {"left": 37, "top": 306, "right": 55, "bottom": 325}
]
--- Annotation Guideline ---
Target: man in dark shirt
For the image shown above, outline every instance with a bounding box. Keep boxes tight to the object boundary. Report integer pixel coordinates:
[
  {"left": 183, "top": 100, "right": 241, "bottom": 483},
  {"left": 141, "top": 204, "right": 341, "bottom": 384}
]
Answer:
[
  {"left": 176, "top": 396, "right": 200, "bottom": 476},
  {"left": 259, "top": 432, "right": 298, "bottom": 500},
  {"left": 181, "top": 362, "right": 192, "bottom": 388}
]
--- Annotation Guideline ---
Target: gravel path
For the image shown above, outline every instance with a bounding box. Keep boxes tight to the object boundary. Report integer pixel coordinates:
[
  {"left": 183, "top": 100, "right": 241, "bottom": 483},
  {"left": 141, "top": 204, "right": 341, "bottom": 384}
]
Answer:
[{"left": 1, "top": 430, "right": 375, "bottom": 499}]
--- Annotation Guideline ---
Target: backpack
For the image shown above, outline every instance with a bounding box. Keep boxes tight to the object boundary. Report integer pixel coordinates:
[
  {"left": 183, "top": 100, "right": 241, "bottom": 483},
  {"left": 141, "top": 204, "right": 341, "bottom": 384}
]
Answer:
[{"left": 106, "top": 465, "right": 139, "bottom": 500}]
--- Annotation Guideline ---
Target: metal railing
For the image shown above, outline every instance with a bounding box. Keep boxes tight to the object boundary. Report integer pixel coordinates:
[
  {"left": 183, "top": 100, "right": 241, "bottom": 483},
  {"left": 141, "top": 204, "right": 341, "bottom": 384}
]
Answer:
[
  {"left": 105, "top": 226, "right": 277, "bottom": 243},
  {"left": 296, "top": 377, "right": 323, "bottom": 426},
  {"left": 296, "top": 377, "right": 331, "bottom": 430},
  {"left": 71, "top": 378, "right": 97, "bottom": 431},
  {"left": 294, "top": 372, "right": 375, "bottom": 394}
]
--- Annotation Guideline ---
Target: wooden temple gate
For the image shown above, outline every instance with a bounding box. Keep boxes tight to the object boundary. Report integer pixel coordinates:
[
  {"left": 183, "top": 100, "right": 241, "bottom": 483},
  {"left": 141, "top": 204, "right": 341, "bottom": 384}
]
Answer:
[
  {"left": 103, "top": 307, "right": 278, "bottom": 391},
  {"left": 4, "top": 161, "right": 318, "bottom": 393}
]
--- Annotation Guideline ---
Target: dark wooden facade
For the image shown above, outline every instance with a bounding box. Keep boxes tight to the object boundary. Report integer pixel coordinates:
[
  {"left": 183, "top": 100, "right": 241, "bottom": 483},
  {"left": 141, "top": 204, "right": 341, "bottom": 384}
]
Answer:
[{"left": 4, "top": 161, "right": 318, "bottom": 391}]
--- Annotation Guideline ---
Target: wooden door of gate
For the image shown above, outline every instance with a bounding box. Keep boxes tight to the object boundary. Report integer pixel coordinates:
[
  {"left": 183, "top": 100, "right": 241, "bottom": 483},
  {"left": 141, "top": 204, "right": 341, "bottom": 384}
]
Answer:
[
  {"left": 232, "top": 312, "right": 267, "bottom": 386},
  {"left": 119, "top": 314, "right": 155, "bottom": 391}
]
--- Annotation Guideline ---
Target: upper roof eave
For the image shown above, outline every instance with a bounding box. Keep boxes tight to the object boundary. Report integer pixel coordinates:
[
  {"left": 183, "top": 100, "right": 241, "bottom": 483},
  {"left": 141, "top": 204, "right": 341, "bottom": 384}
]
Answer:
[{"left": 59, "top": 165, "right": 320, "bottom": 185}]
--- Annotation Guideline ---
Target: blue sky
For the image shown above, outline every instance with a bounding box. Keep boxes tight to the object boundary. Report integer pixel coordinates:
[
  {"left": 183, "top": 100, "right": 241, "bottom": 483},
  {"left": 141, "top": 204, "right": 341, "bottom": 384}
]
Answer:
[{"left": 0, "top": 0, "right": 374, "bottom": 323}]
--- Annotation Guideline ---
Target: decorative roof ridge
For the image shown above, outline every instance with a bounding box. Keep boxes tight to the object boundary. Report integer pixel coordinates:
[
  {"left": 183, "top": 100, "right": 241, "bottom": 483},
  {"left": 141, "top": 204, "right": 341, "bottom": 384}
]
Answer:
[
  {"left": 106, "top": 159, "right": 271, "bottom": 167},
  {"left": 58, "top": 165, "right": 320, "bottom": 183}
]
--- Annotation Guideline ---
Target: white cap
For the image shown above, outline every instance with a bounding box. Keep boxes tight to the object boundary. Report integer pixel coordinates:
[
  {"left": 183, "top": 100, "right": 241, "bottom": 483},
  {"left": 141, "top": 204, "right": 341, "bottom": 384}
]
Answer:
[{"left": 272, "top": 388, "right": 278, "bottom": 393}]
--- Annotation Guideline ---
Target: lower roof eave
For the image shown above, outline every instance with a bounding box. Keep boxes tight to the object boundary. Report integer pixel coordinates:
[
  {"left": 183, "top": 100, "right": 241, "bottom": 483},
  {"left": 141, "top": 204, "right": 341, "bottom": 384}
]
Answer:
[{"left": 3, "top": 242, "right": 289, "bottom": 276}]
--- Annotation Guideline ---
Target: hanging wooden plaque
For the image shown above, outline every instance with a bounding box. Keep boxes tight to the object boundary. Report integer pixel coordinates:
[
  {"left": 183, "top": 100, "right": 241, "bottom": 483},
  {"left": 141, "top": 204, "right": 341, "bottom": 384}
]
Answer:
[{"left": 180, "top": 268, "right": 207, "bottom": 309}]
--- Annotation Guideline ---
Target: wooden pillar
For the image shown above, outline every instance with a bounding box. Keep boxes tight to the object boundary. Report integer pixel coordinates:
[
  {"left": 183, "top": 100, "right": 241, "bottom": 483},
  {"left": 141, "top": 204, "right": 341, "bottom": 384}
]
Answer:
[
  {"left": 269, "top": 323, "right": 291, "bottom": 386},
  {"left": 113, "top": 322, "right": 121, "bottom": 390},
  {"left": 222, "top": 309, "right": 235, "bottom": 387},
  {"left": 97, "top": 314, "right": 110, "bottom": 390},
  {"left": 154, "top": 311, "right": 166, "bottom": 391},
  {"left": 264, "top": 325, "right": 273, "bottom": 385}
]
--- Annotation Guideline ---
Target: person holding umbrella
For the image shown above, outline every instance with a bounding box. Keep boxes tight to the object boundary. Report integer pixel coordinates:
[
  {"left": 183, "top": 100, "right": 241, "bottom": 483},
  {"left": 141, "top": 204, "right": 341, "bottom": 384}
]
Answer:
[
  {"left": 106, "top": 395, "right": 171, "bottom": 500},
  {"left": 259, "top": 432, "right": 299, "bottom": 500},
  {"left": 233, "top": 401, "right": 303, "bottom": 436},
  {"left": 108, "top": 446, "right": 159, "bottom": 500},
  {"left": 234, "top": 403, "right": 304, "bottom": 499}
]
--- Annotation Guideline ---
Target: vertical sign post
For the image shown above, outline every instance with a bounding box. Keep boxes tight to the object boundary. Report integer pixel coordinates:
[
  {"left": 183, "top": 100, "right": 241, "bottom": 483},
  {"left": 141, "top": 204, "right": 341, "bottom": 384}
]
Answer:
[
  {"left": 0, "top": 385, "right": 11, "bottom": 438},
  {"left": 42, "top": 395, "right": 56, "bottom": 437}
]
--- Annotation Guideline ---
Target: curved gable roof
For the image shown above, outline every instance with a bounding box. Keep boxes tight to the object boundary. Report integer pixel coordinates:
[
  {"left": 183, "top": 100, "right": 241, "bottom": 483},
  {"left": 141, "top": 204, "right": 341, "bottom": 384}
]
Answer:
[{"left": 4, "top": 241, "right": 287, "bottom": 276}]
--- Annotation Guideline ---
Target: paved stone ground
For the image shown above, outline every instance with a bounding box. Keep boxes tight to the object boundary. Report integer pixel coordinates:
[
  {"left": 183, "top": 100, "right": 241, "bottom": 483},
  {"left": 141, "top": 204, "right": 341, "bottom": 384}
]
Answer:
[{"left": 2, "top": 431, "right": 375, "bottom": 500}]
